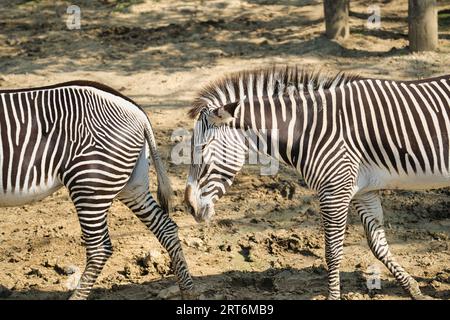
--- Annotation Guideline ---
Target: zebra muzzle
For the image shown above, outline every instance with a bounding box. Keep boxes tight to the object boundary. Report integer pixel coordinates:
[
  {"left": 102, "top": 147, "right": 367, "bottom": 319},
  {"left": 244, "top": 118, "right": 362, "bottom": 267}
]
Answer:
[
  {"left": 184, "top": 184, "right": 198, "bottom": 215},
  {"left": 184, "top": 185, "right": 215, "bottom": 223}
]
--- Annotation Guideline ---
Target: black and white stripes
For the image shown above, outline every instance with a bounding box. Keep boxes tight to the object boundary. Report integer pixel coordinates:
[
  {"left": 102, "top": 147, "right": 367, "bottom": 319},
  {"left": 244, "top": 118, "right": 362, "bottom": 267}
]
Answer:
[
  {"left": 0, "top": 81, "right": 193, "bottom": 299},
  {"left": 185, "top": 65, "right": 450, "bottom": 299}
]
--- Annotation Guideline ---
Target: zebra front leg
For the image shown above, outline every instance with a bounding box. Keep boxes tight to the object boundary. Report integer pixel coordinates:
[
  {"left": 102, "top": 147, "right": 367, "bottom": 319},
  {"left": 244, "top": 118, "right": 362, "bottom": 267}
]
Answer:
[
  {"left": 352, "top": 192, "right": 433, "bottom": 300},
  {"left": 119, "top": 189, "right": 195, "bottom": 298},
  {"left": 69, "top": 205, "right": 114, "bottom": 300},
  {"left": 319, "top": 193, "right": 352, "bottom": 300}
]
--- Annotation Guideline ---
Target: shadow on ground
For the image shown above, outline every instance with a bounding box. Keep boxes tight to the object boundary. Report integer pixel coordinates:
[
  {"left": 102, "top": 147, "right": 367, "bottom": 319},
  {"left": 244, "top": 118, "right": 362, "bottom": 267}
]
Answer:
[
  {"left": 2, "top": 266, "right": 447, "bottom": 300},
  {"left": 4, "top": 0, "right": 448, "bottom": 75}
]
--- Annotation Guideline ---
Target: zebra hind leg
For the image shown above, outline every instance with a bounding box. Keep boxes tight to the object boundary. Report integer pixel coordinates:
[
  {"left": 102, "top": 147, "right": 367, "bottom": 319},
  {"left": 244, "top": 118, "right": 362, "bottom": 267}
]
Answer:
[
  {"left": 68, "top": 194, "right": 116, "bottom": 300},
  {"left": 117, "top": 150, "right": 194, "bottom": 299},
  {"left": 118, "top": 188, "right": 195, "bottom": 298},
  {"left": 352, "top": 192, "right": 435, "bottom": 300}
]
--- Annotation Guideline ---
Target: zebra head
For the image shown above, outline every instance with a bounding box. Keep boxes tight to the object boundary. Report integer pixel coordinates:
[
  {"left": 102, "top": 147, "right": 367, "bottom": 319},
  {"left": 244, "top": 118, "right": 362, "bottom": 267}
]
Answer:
[
  {"left": 184, "top": 65, "right": 363, "bottom": 222},
  {"left": 185, "top": 102, "right": 247, "bottom": 222}
]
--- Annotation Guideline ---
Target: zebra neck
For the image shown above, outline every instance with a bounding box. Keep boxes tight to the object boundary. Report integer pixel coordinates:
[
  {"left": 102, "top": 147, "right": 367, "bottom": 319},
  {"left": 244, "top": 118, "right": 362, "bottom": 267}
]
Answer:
[{"left": 233, "top": 94, "right": 306, "bottom": 175}]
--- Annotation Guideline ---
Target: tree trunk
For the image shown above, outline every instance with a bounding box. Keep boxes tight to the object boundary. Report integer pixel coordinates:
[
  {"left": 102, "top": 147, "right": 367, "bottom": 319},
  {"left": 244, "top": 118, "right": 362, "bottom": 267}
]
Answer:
[
  {"left": 323, "top": 0, "right": 350, "bottom": 40},
  {"left": 408, "top": 0, "right": 438, "bottom": 52}
]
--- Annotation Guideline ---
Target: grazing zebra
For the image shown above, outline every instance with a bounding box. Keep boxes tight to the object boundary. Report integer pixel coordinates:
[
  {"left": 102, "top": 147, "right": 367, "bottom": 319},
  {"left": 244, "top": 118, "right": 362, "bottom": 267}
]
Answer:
[
  {"left": 184, "top": 65, "right": 450, "bottom": 299},
  {"left": 0, "top": 81, "right": 193, "bottom": 299}
]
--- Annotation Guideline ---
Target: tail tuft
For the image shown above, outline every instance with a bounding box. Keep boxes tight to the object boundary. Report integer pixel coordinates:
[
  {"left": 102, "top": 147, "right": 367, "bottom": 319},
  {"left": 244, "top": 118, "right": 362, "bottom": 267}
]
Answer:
[{"left": 155, "top": 165, "right": 173, "bottom": 213}]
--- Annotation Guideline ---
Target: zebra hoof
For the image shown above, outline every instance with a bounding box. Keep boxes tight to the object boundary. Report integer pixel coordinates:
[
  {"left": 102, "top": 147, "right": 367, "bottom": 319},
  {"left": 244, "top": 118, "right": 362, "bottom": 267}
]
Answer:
[
  {"left": 409, "top": 288, "right": 437, "bottom": 300},
  {"left": 406, "top": 279, "right": 436, "bottom": 300},
  {"left": 68, "top": 292, "right": 87, "bottom": 300},
  {"left": 412, "top": 293, "right": 437, "bottom": 300}
]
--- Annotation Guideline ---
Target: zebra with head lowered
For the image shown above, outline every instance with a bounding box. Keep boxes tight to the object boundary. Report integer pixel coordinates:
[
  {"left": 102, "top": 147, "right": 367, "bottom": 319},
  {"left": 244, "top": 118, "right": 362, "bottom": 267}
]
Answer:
[
  {"left": 184, "top": 65, "right": 450, "bottom": 300},
  {"left": 0, "top": 81, "right": 193, "bottom": 299}
]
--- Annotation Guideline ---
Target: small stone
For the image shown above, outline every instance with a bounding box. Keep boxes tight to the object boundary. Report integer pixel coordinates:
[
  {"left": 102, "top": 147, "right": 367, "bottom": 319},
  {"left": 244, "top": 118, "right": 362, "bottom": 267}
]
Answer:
[
  {"left": 137, "top": 250, "right": 171, "bottom": 276},
  {"left": 65, "top": 265, "right": 79, "bottom": 275},
  {"left": 185, "top": 237, "right": 204, "bottom": 249}
]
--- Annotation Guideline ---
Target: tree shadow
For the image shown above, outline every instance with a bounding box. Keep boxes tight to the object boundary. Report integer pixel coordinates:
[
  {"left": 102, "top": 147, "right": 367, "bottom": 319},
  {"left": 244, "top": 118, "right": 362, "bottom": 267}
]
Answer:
[
  {"left": 1, "top": 0, "right": 322, "bottom": 74},
  {"left": 245, "top": 0, "right": 322, "bottom": 6},
  {"left": 1, "top": 0, "right": 447, "bottom": 86},
  {"left": 0, "top": 0, "right": 425, "bottom": 77}
]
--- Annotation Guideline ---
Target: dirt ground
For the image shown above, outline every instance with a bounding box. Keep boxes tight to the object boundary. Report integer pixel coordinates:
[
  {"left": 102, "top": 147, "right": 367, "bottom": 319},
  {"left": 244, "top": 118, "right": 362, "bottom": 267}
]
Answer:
[{"left": 0, "top": 0, "right": 449, "bottom": 300}]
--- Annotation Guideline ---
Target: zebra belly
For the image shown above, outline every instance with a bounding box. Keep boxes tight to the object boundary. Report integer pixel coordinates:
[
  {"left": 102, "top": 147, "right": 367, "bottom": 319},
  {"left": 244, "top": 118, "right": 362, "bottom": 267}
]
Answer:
[
  {"left": 0, "top": 180, "right": 62, "bottom": 207},
  {"left": 359, "top": 169, "right": 450, "bottom": 192}
]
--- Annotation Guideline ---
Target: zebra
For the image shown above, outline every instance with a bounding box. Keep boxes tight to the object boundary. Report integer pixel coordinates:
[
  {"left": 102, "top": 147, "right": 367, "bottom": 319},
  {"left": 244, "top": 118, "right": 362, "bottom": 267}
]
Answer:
[
  {"left": 0, "top": 81, "right": 193, "bottom": 299},
  {"left": 184, "top": 65, "right": 450, "bottom": 300}
]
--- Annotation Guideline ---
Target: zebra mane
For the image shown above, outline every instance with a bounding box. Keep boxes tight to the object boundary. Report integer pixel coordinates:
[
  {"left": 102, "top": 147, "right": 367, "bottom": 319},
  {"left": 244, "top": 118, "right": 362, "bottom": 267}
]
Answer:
[{"left": 188, "top": 65, "right": 362, "bottom": 119}]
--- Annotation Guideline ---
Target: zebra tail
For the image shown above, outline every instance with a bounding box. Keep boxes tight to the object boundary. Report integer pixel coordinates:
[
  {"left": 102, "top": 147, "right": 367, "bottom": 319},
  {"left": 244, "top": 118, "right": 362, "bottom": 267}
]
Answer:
[{"left": 143, "top": 119, "right": 173, "bottom": 214}]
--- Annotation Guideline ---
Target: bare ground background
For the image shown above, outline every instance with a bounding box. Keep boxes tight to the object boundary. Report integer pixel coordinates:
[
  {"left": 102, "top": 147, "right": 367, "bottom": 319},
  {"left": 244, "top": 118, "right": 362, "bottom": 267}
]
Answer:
[{"left": 0, "top": 0, "right": 449, "bottom": 300}]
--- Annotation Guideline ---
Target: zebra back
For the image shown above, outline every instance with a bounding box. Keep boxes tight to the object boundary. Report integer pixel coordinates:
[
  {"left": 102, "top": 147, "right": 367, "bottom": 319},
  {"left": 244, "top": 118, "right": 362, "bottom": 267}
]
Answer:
[{"left": 0, "top": 80, "right": 173, "bottom": 213}]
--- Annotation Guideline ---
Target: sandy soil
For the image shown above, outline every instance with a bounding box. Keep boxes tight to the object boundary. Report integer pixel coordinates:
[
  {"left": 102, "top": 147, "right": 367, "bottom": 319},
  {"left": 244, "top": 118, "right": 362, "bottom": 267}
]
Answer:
[{"left": 0, "top": 0, "right": 449, "bottom": 300}]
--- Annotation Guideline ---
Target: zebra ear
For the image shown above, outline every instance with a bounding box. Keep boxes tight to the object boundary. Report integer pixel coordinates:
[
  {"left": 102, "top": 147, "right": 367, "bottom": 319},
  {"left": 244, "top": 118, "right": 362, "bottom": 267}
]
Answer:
[
  {"left": 208, "top": 102, "right": 239, "bottom": 127},
  {"left": 208, "top": 101, "right": 239, "bottom": 127}
]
